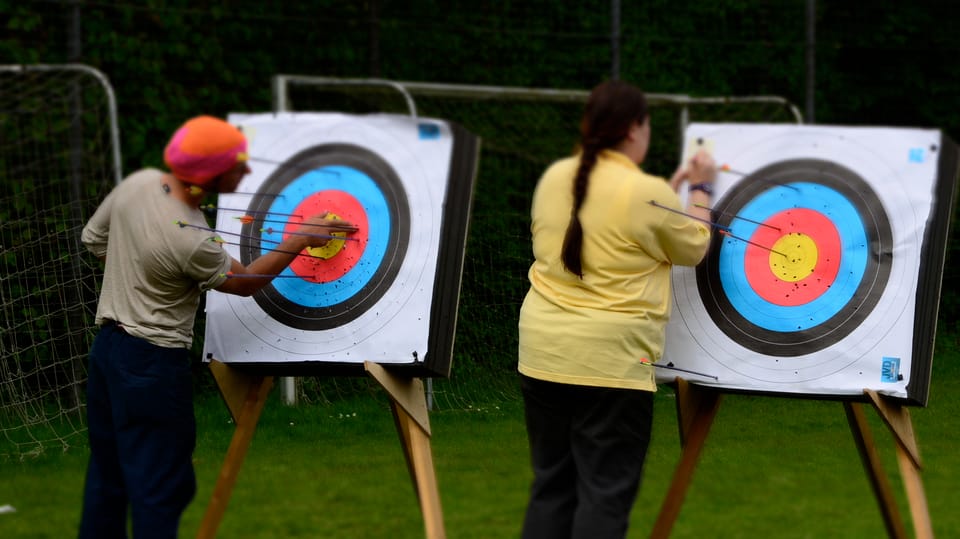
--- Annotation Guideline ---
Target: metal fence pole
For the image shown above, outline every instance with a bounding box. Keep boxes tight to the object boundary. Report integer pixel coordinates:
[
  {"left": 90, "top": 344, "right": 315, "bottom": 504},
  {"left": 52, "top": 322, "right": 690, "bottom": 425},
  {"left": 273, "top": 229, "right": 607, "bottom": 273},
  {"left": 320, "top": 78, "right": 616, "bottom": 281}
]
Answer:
[
  {"left": 805, "top": 0, "right": 817, "bottom": 124},
  {"left": 265, "top": 76, "right": 803, "bottom": 411},
  {"left": 611, "top": 0, "right": 621, "bottom": 80}
]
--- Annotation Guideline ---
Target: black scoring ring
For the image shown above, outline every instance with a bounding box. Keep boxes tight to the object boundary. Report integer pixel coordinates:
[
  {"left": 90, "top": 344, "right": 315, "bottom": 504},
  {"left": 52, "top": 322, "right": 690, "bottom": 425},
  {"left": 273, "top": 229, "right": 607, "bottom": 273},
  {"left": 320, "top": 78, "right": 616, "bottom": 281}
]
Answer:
[
  {"left": 238, "top": 144, "right": 410, "bottom": 330},
  {"left": 696, "top": 159, "right": 893, "bottom": 357}
]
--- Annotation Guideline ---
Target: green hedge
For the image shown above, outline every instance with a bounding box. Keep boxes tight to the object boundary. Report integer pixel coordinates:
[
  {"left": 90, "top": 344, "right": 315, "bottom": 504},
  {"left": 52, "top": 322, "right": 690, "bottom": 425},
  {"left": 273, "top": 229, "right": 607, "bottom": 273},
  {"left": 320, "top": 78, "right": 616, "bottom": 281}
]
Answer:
[{"left": 3, "top": 0, "right": 957, "bottom": 354}]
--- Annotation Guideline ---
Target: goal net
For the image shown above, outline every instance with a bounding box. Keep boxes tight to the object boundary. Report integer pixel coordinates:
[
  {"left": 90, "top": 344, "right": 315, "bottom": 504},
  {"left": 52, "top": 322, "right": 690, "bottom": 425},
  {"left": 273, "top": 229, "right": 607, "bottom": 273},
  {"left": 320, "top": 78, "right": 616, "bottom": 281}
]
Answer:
[
  {"left": 270, "top": 77, "right": 804, "bottom": 411},
  {"left": 0, "top": 64, "right": 120, "bottom": 459}
]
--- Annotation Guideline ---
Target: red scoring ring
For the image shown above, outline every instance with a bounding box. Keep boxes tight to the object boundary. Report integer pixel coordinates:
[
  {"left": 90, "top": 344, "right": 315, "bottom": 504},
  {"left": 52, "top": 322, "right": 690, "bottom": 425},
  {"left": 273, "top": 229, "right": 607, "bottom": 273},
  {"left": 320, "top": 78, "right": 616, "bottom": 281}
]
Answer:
[
  {"left": 743, "top": 208, "right": 841, "bottom": 307},
  {"left": 285, "top": 190, "right": 368, "bottom": 283}
]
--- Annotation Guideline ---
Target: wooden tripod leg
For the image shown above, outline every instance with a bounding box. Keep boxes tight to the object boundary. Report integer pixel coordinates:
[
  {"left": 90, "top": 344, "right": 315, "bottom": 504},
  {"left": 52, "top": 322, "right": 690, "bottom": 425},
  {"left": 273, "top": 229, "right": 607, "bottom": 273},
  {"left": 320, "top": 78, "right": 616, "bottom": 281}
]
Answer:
[
  {"left": 896, "top": 448, "right": 934, "bottom": 539},
  {"left": 196, "top": 360, "right": 274, "bottom": 539},
  {"left": 864, "top": 391, "right": 934, "bottom": 539},
  {"left": 365, "top": 362, "right": 446, "bottom": 539},
  {"left": 843, "top": 401, "right": 908, "bottom": 539},
  {"left": 650, "top": 379, "right": 722, "bottom": 539}
]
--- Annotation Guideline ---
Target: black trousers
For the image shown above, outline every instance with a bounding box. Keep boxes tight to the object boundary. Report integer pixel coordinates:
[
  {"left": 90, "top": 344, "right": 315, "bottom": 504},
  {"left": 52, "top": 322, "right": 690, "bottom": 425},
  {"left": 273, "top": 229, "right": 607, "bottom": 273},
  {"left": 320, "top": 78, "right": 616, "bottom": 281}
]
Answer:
[
  {"left": 520, "top": 374, "right": 654, "bottom": 539},
  {"left": 79, "top": 324, "right": 197, "bottom": 539}
]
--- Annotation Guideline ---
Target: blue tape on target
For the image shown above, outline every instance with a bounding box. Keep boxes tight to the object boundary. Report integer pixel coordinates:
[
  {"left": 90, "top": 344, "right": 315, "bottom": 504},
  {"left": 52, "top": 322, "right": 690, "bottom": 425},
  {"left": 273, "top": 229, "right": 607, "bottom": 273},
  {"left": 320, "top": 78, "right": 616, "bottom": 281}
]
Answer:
[
  {"left": 881, "top": 357, "right": 901, "bottom": 383},
  {"left": 418, "top": 123, "right": 441, "bottom": 140}
]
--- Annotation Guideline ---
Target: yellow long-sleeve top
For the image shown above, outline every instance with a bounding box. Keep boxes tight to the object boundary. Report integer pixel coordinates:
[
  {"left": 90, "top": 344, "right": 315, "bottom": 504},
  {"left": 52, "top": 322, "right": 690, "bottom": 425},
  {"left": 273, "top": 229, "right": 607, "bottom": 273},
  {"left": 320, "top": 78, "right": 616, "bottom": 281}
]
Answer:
[{"left": 518, "top": 150, "right": 711, "bottom": 391}]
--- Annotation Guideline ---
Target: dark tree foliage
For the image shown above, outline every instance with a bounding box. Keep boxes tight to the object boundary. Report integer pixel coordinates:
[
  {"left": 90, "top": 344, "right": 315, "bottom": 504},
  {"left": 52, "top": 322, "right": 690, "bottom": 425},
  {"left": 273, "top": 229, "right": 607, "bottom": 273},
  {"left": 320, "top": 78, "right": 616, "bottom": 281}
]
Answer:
[{"left": 2, "top": 0, "right": 958, "bottom": 332}]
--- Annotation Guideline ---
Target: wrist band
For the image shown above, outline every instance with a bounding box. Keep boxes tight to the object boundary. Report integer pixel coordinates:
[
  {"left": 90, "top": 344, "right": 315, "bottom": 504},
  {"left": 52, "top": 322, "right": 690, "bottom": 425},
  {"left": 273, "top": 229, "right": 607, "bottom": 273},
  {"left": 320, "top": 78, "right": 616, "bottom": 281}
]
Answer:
[{"left": 689, "top": 183, "right": 714, "bottom": 196}]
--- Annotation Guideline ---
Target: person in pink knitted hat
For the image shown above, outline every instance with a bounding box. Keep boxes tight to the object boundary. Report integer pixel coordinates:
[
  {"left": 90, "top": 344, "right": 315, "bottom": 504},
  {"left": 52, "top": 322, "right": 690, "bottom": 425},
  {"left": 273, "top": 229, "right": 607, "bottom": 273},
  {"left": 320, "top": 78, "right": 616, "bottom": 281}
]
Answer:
[
  {"left": 164, "top": 115, "right": 250, "bottom": 192},
  {"left": 78, "top": 116, "right": 357, "bottom": 538}
]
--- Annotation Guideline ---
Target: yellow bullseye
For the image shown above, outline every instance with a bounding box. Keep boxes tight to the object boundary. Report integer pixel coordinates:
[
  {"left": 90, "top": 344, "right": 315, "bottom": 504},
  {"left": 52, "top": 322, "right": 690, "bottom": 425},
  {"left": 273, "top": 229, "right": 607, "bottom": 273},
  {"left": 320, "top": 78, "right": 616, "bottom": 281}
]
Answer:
[
  {"left": 769, "top": 232, "right": 817, "bottom": 282},
  {"left": 306, "top": 212, "right": 347, "bottom": 260}
]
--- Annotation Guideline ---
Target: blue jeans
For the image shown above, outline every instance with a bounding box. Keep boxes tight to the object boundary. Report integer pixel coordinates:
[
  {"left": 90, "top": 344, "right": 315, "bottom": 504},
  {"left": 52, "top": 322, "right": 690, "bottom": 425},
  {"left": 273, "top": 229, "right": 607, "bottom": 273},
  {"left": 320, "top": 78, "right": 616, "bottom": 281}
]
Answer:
[
  {"left": 79, "top": 324, "right": 197, "bottom": 539},
  {"left": 521, "top": 375, "right": 654, "bottom": 539}
]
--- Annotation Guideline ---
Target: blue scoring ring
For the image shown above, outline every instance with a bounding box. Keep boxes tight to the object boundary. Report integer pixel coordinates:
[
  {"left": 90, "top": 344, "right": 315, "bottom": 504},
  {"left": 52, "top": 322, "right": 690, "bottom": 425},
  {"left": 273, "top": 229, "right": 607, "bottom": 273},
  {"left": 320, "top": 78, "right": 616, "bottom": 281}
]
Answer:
[
  {"left": 264, "top": 166, "right": 389, "bottom": 307},
  {"left": 718, "top": 182, "right": 868, "bottom": 332},
  {"left": 696, "top": 159, "right": 892, "bottom": 357},
  {"left": 239, "top": 143, "right": 410, "bottom": 330}
]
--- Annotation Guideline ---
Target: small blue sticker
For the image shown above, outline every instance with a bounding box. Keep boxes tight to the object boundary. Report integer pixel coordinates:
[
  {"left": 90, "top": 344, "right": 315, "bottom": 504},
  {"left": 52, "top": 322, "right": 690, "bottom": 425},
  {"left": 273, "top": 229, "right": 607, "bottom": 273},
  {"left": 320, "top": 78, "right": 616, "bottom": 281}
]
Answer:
[
  {"left": 908, "top": 148, "right": 925, "bottom": 163},
  {"left": 418, "top": 123, "right": 440, "bottom": 140},
  {"left": 880, "top": 356, "right": 901, "bottom": 383}
]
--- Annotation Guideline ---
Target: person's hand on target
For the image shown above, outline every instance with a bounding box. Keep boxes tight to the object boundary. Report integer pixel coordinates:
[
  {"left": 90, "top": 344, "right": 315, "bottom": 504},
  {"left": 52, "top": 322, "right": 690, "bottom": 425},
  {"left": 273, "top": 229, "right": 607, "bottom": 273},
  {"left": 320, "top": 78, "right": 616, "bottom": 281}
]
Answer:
[
  {"left": 687, "top": 149, "right": 717, "bottom": 186},
  {"left": 296, "top": 212, "right": 359, "bottom": 248},
  {"left": 216, "top": 211, "right": 359, "bottom": 296},
  {"left": 670, "top": 149, "right": 717, "bottom": 193},
  {"left": 667, "top": 148, "right": 717, "bottom": 238}
]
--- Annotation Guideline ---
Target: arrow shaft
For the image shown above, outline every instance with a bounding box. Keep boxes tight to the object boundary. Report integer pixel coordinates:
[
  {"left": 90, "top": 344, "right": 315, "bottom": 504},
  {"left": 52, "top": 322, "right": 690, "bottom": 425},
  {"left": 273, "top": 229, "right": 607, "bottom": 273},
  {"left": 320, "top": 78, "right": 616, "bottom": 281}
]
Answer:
[
  {"left": 719, "top": 230, "right": 787, "bottom": 258},
  {"left": 202, "top": 205, "right": 303, "bottom": 218},
  {"left": 210, "top": 238, "right": 316, "bottom": 258},
  {"left": 653, "top": 363, "right": 719, "bottom": 381},
  {"left": 648, "top": 200, "right": 730, "bottom": 232},
  {"left": 178, "top": 221, "right": 355, "bottom": 243},
  {"left": 694, "top": 203, "right": 781, "bottom": 231},
  {"left": 222, "top": 272, "right": 306, "bottom": 279},
  {"left": 248, "top": 217, "right": 357, "bottom": 231},
  {"left": 262, "top": 227, "right": 359, "bottom": 241},
  {"left": 647, "top": 203, "right": 787, "bottom": 258}
]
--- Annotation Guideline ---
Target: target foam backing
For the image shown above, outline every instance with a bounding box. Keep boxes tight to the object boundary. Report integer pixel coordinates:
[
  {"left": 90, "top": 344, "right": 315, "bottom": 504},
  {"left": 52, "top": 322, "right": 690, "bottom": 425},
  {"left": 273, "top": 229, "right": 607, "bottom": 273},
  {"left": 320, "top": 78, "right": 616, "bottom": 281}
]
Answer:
[{"left": 203, "top": 113, "right": 480, "bottom": 378}]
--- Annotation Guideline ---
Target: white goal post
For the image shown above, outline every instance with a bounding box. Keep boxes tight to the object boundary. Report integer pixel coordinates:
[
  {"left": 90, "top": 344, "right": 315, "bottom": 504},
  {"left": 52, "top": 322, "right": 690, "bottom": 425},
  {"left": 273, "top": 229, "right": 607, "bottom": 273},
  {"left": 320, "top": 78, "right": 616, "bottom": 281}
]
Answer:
[
  {"left": 0, "top": 63, "right": 121, "bottom": 458},
  {"left": 266, "top": 75, "right": 803, "bottom": 408}
]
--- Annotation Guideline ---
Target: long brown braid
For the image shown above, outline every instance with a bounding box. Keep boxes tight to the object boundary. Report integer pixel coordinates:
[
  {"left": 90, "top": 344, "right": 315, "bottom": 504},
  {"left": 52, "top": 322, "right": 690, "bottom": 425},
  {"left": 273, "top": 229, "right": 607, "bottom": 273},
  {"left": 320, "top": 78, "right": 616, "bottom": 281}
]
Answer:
[{"left": 561, "top": 81, "right": 649, "bottom": 278}]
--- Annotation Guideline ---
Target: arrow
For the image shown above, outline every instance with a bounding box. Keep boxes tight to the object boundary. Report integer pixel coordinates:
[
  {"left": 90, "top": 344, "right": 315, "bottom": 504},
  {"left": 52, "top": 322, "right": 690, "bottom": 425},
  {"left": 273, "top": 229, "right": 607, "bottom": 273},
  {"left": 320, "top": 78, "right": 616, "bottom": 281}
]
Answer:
[
  {"left": 246, "top": 157, "right": 344, "bottom": 177},
  {"left": 227, "top": 192, "right": 283, "bottom": 197},
  {"left": 718, "top": 164, "right": 800, "bottom": 191},
  {"left": 220, "top": 271, "right": 307, "bottom": 279},
  {"left": 261, "top": 227, "right": 359, "bottom": 242},
  {"left": 648, "top": 200, "right": 731, "bottom": 232},
  {"left": 694, "top": 203, "right": 781, "bottom": 232},
  {"left": 176, "top": 221, "right": 355, "bottom": 243},
  {"left": 236, "top": 214, "right": 358, "bottom": 232},
  {"left": 640, "top": 358, "right": 719, "bottom": 381},
  {"left": 718, "top": 230, "right": 787, "bottom": 258},
  {"left": 209, "top": 237, "right": 318, "bottom": 258},
  {"left": 200, "top": 204, "right": 303, "bottom": 218},
  {"left": 647, "top": 202, "right": 787, "bottom": 258}
]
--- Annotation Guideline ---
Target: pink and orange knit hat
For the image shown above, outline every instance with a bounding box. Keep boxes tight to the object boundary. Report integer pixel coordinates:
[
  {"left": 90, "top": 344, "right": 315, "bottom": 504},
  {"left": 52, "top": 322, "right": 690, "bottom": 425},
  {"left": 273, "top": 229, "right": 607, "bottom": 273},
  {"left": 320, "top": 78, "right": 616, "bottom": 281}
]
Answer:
[{"left": 163, "top": 115, "right": 248, "bottom": 185}]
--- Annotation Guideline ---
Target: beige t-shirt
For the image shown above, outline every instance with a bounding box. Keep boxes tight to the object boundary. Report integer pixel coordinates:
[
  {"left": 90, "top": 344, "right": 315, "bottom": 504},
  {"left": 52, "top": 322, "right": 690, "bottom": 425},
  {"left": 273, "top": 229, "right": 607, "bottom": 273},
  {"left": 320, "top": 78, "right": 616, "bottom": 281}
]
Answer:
[
  {"left": 518, "top": 150, "right": 711, "bottom": 391},
  {"left": 81, "top": 168, "right": 231, "bottom": 348}
]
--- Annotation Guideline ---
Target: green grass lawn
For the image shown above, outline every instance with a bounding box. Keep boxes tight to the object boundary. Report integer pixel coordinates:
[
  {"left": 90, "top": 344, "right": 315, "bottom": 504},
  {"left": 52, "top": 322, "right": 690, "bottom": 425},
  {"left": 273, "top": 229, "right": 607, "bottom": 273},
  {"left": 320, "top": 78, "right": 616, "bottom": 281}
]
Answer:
[{"left": 1, "top": 330, "right": 958, "bottom": 538}]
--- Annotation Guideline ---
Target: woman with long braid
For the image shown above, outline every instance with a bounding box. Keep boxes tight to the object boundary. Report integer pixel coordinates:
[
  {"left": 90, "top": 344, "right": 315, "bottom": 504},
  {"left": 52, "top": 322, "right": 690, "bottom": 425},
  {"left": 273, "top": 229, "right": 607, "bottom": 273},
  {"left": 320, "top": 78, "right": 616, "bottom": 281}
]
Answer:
[{"left": 518, "top": 80, "right": 716, "bottom": 539}]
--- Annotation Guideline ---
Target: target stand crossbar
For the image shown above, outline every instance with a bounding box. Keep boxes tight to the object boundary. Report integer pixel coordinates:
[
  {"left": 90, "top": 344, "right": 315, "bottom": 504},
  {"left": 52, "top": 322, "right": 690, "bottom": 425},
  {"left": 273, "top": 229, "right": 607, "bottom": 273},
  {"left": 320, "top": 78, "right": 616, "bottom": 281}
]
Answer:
[
  {"left": 651, "top": 378, "right": 933, "bottom": 539},
  {"left": 196, "top": 359, "right": 446, "bottom": 539}
]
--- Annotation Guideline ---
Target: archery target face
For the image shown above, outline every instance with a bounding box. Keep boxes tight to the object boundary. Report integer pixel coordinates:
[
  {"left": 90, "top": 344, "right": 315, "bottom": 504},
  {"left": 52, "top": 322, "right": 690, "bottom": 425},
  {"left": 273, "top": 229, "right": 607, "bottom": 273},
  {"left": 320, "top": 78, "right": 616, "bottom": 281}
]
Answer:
[
  {"left": 663, "top": 124, "right": 944, "bottom": 399},
  {"left": 204, "top": 112, "right": 454, "bottom": 366},
  {"left": 238, "top": 143, "right": 410, "bottom": 329}
]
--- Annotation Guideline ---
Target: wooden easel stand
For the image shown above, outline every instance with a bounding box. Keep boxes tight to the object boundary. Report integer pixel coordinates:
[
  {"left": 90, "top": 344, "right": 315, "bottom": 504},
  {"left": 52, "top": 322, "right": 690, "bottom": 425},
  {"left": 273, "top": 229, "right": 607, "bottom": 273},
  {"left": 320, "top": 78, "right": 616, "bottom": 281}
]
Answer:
[
  {"left": 651, "top": 379, "right": 933, "bottom": 539},
  {"left": 195, "top": 360, "right": 446, "bottom": 539},
  {"left": 196, "top": 363, "right": 273, "bottom": 539}
]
